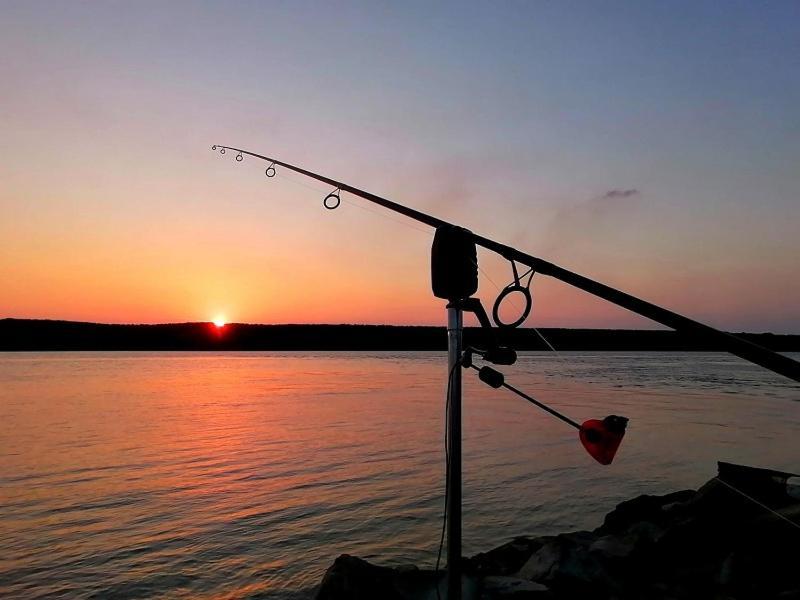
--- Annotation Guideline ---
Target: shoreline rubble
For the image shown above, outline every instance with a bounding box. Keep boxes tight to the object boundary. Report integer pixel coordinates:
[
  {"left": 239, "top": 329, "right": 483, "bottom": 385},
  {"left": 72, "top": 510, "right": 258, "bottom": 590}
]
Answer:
[{"left": 316, "top": 462, "right": 799, "bottom": 600}]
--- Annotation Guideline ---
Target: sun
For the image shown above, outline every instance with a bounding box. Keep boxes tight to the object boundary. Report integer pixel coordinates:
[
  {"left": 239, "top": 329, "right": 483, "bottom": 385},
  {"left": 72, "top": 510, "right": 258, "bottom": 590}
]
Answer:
[{"left": 212, "top": 316, "right": 227, "bottom": 328}]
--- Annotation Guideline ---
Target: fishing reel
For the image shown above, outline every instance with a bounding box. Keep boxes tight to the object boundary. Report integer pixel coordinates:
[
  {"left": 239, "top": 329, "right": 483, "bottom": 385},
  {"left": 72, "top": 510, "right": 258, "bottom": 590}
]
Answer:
[
  {"left": 430, "top": 225, "right": 534, "bottom": 330},
  {"left": 430, "top": 225, "right": 517, "bottom": 364}
]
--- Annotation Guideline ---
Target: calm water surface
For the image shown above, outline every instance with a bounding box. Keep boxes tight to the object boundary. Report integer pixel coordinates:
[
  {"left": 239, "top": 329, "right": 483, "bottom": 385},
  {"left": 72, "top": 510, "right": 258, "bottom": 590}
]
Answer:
[{"left": 1, "top": 352, "right": 799, "bottom": 598}]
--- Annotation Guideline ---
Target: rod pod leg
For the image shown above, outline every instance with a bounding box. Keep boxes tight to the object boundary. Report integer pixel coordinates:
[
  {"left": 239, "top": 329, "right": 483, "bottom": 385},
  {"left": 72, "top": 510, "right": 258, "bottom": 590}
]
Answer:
[{"left": 447, "top": 306, "right": 463, "bottom": 600}]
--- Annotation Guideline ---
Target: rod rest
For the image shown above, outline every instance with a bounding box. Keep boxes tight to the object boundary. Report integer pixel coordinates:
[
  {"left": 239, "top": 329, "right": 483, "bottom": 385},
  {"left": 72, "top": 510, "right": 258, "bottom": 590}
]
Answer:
[{"left": 453, "top": 297, "right": 518, "bottom": 366}]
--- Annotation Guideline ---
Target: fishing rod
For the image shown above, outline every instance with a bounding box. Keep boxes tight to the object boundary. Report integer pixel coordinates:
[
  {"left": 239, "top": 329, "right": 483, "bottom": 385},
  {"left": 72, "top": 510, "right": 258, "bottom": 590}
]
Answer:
[
  {"left": 212, "top": 144, "right": 800, "bottom": 385},
  {"left": 212, "top": 144, "right": 799, "bottom": 600}
]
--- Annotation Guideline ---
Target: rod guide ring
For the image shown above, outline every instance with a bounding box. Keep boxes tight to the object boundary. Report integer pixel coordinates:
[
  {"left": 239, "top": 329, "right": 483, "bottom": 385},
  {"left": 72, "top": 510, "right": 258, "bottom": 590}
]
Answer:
[
  {"left": 492, "top": 284, "right": 532, "bottom": 329},
  {"left": 324, "top": 189, "right": 341, "bottom": 210}
]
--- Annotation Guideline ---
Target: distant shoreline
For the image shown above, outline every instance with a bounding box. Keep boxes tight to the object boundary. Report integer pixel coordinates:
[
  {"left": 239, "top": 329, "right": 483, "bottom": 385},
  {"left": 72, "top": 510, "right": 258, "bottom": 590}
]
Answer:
[{"left": 2, "top": 318, "right": 798, "bottom": 352}]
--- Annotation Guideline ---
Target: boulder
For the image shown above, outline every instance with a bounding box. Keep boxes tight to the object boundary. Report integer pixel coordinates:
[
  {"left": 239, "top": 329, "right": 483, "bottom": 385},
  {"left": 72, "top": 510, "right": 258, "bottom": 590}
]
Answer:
[
  {"left": 515, "top": 532, "right": 623, "bottom": 598},
  {"left": 466, "top": 537, "right": 547, "bottom": 576},
  {"left": 316, "top": 463, "right": 800, "bottom": 600},
  {"left": 316, "top": 554, "right": 437, "bottom": 600},
  {"left": 588, "top": 534, "right": 636, "bottom": 559},
  {"left": 598, "top": 489, "right": 695, "bottom": 534},
  {"left": 481, "top": 576, "right": 551, "bottom": 599}
]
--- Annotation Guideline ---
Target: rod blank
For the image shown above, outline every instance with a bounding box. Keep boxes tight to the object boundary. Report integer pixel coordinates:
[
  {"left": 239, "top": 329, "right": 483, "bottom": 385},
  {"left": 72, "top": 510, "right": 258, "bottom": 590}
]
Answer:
[{"left": 212, "top": 144, "right": 800, "bottom": 384}]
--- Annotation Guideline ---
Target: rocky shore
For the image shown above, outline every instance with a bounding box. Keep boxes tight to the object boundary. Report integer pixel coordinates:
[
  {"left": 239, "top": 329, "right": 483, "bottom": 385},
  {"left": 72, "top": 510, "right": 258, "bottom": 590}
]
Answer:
[{"left": 316, "top": 463, "right": 799, "bottom": 600}]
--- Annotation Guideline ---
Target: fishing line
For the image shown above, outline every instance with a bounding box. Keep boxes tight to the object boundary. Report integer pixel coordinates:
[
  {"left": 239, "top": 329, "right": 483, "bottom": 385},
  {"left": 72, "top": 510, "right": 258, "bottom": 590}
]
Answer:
[
  {"left": 476, "top": 262, "right": 565, "bottom": 361},
  {"left": 274, "top": 169, "right": 426, "bottom": 234},
  {"left": 276, "top": 169, "right": 330, "bottom": 194},
  {"left": 275, "top": 169, "right": 432, "bottom": 236},
  {"left": 211, "top": 144, "right": 800, "bottom": 600},
  {"left": 342, "top": 197, "right": 433, "bottom": 237},
  {"left": 466, "top": 346, "right": 798, "bottom": 531},
  {"left": 713, "top": 476, "right": 800, "bottom": 532},
  {"left": 211, "top": 143, "right": 800, "bottom": 384},
  {"left": 275, "top": 168, "right": 417, "bottom": 228},
  {"left": 465, "top": 359, "right": 800, "bottom": 542}
]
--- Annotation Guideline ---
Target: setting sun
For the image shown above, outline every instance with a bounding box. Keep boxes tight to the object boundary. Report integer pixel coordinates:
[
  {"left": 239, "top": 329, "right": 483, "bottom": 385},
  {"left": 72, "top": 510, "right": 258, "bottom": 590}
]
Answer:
[{"left": 213, "top": 316, "right": 226, "bottom": 328}]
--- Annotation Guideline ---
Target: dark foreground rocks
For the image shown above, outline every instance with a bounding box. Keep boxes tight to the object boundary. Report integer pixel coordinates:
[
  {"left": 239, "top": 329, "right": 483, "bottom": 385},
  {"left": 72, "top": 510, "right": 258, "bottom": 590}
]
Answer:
[{"left": 316, "top": 463, "right": 799, "bottom": 600}]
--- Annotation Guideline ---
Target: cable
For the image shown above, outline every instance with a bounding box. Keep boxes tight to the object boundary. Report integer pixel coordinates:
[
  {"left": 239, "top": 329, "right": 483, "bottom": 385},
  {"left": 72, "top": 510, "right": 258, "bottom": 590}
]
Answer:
[{"left": 436, "top": 360, "right": 460, "bottom": 600}]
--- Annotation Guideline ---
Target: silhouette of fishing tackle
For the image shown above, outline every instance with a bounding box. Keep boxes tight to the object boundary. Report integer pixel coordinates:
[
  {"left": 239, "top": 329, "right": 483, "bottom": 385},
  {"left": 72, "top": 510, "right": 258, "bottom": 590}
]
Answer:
[
  {"left": 211, "top": 144, "right": 800, "bottom": 600},
  {"left": 461, "top": 348, "right": 628, "bottom": 466}
]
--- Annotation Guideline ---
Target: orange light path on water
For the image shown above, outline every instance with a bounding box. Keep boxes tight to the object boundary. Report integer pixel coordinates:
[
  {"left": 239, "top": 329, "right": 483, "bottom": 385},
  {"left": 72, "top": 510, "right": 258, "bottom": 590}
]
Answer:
[{"left": 2, "top": 352, "right": 799, "bottom": 597}]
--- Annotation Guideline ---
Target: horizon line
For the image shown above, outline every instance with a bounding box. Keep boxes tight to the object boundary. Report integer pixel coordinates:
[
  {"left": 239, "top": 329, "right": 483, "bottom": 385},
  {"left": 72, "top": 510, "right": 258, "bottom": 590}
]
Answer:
[{"left": 2, "top": 317, "right": 796, "bottom": 337}]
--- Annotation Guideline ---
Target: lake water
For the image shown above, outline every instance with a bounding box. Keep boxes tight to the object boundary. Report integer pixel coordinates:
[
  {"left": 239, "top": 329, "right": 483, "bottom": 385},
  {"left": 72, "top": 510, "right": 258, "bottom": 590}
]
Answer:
[{"left": 1, "top": 352, "right": 798, "bottom": 599}]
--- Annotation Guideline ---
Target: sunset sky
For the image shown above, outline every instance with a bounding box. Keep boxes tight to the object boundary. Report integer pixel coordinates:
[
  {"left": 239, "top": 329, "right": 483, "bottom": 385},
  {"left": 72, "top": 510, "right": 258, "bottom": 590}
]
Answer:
[{"left": 1, "top": 2, "right": 798, "bottom": 332}]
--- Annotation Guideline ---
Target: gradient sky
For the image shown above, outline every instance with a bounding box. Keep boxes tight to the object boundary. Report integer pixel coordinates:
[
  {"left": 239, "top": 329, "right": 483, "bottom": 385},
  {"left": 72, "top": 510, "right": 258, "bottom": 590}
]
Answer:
[{"left": 1, "top": 1, "right": 798, "bottom": 331}]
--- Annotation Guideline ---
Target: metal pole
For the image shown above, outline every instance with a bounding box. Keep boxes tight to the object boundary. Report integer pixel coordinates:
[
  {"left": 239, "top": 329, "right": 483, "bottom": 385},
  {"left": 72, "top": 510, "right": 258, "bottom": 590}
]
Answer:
[{"left": 447, "top": 305, "right": 463, "bottom": 600}]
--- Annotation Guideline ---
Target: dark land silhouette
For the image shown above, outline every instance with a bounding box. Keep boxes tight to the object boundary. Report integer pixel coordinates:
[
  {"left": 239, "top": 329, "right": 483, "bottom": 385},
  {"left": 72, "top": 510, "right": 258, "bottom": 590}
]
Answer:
[{"left": 1, "top": 318, "right": 798, "bottom": 352}]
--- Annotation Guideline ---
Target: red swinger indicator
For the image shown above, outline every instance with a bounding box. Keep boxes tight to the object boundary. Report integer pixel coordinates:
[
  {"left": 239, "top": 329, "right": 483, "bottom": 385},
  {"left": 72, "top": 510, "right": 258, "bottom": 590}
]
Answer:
[{"left": 579, "top": 415, "right": 629, "bottom": 465}]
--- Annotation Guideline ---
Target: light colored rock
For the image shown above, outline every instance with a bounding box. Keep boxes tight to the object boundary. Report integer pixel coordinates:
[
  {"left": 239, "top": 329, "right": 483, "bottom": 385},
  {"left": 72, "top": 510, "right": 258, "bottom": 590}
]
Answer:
[
  {"left": 481, "top": 576, "right": 550, "bottom": 598},
  {"left": 787, "top": 477, "right": 800, "bottom": 501},
  {"left": 717, "top": 553, "right": 735, "bottom": 586},
  {"left": 515, "top": 543, "right": 561, "bottom": 581},
  {"left": 589, "top": 534, "right": 635, "bottom": 559}
]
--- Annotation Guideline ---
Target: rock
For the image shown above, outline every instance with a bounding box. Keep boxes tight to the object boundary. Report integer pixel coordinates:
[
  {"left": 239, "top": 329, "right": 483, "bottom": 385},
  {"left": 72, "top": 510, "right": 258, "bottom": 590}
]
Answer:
[
  {"left": 516, "top": 533, "right": 622, "bottom": 598},
  {"left": 481, "top": 576, "right": 551, "bottom": 599},
  {"left": 396, "top": 564, "right": 420, "bottom": 574},
  {"left": 787, "top": 478, "right": 800, "bottom": 501},
  {"left": 516, "top": 541, "right": 561, "bottom": 582},
  {"left": 717, "top": 461, "right": 799, "bottom": 508},
  {"left": 717, "top": 552, "right": 736, "bottom": 587},
  {"left": 467, "top": 537, "right": 547, "bottom": 576},
  {"left": 316, "top": 554, "right": 437, "bottom": 600},
  {"left": 588, "top": 534, "right": 635, "bottom": 559},
  {"left": 620, "top": 519, "right": 666, "bottom": 548},
  {"left": 599, "top": 489, "right": 695, "bottom": 534},
  {"left": 315, "top": 463, "right": 800, "bottom": 600},
  {"left": 686, "top": 478, "right": 756, "bottom": 520}
]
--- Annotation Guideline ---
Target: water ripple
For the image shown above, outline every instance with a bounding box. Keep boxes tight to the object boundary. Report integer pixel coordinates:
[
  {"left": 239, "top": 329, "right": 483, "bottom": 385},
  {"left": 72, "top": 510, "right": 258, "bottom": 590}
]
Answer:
[{"left": 1, "top": 351, "right": 798, "bottom": 598}]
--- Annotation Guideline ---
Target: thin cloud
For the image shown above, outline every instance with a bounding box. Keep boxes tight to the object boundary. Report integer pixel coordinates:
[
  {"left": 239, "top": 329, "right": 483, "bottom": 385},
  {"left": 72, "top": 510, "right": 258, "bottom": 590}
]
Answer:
[
  {"left": 601, "top": 188, "right": 640, "bottom": 200},
  {"left": 542, "top": 188, "right": 643, "bottom": 256}
]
